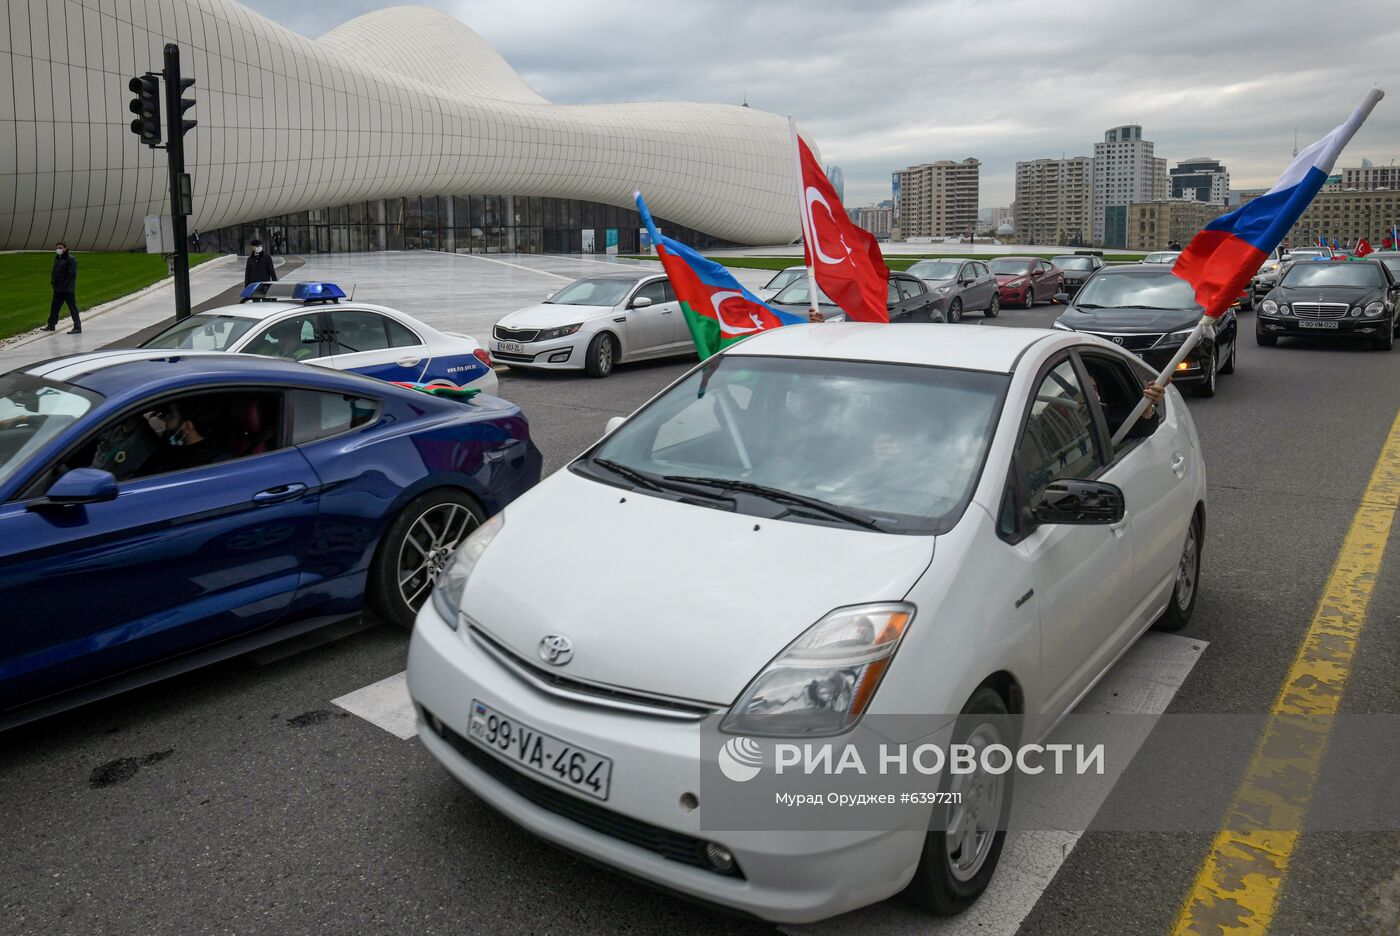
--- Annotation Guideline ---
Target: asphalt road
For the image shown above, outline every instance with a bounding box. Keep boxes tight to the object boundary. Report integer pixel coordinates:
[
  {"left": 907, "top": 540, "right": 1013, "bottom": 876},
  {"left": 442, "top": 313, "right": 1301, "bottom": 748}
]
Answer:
[{"left": 3, "top": 298, "right": 1399, "bottom": 936}]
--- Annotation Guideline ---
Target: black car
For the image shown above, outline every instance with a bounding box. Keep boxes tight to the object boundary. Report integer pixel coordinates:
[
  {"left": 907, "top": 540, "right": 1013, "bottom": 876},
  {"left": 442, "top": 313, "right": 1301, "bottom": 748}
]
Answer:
[
  {"left": 767, "top": 272, "right": 945, "bottom": 323},
  {"left": 1051, "top": 254, "right": 1104, "bottom": 298},
  {"left": 1257, "top": 258, "right": 1399, "bottom": 350},
  {"left": 1053, "top": 265, "right": 1238, "bottom": 397}
]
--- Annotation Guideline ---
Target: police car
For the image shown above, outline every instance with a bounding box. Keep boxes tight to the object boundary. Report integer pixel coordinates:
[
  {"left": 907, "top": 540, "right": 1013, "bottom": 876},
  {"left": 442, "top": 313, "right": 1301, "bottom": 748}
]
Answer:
[{"left": 141, "top": 282, "right": 498, "bottom": 394}]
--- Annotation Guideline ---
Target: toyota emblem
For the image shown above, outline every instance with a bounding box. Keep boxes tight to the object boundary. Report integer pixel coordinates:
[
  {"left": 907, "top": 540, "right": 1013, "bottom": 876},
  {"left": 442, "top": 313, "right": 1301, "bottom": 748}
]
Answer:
[
  {"left": 1111, "top": 336, "right": 1124, "bottom": 345},
  {"left": 538, "top": 634, "right": 574, "bottom": 666}
]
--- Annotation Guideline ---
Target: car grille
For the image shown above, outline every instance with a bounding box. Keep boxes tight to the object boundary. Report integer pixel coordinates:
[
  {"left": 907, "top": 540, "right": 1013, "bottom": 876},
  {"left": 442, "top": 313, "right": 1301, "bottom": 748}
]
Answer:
[
  {"left": 469, "top": 625, "right": 719, "bottom": 720},
  {"left": 1084, "top": 332, "right": 1163, "bottom": 351},
  {"left": 1291, "top": 302, "right": 1349, "bottom": 319},
  {"left": 422, "top": 706, "right": 744, "bottom": 879},
  {"left": 491, "top": 350, "right": 535, "bottom": 363},
  {"left": 494, "top": 326, "right": 540, "bottom": 342}
]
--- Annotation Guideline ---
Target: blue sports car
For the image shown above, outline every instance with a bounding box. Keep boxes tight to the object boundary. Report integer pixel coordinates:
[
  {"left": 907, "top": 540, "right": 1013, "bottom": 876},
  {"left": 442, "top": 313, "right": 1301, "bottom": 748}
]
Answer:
[{"left": 0, "top": 350, "right": 541, "bottom": 727}]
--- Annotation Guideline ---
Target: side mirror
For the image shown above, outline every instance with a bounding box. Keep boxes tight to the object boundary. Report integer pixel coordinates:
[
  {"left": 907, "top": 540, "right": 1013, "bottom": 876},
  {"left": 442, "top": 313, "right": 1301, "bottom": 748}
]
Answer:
[
  {"left": 630, "top": 296, "right": 653, "bottom": 309},
  {"left": 1054, "top": 292, "right": 1069, "bottom": 304},
  {"left": 544, "top": 292, "right": 555, "bottom": 301},
  {"left": 31, "top": 468, "right": 118, "bottom": 509},
  {"left": 1032, "top": 479, "right": 1124, "bottom": 525},
  {"left": 604, "top": 416, "right": 625, "bottom": 435}
]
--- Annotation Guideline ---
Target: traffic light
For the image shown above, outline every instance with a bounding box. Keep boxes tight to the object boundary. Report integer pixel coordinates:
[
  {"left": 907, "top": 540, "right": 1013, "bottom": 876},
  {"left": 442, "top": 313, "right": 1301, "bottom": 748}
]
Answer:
[
  {"left": 174, "top": 77, "right": 196, "bottom": 138},
  {"left": 128, "top": 75, "right": 161, "bottom": 146}
]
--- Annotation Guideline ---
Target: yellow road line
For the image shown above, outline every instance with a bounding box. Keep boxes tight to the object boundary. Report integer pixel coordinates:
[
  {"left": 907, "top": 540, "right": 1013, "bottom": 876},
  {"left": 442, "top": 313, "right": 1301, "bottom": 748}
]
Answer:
[{"left": 1172, "top": 408, "right": 1400, "bottom": 936}]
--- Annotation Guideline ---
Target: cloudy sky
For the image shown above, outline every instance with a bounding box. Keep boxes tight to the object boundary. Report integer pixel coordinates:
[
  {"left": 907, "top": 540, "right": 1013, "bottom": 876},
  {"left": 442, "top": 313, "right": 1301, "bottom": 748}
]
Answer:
[{"left": 240, "top": 0, "right": 1400, "bottom": 210}]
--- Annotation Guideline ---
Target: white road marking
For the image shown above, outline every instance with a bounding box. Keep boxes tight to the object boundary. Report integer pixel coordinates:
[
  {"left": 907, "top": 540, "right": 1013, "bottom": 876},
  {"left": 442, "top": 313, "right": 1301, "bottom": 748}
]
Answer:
[
  {"left": 447, "top": 252, "right": 573, "bottom": 280},
  {"left": 332, "top": 671, "right": 419, "bottom": 740},
  {"left": 781, "top": 632, "right": 1207, "bottom": 936}
]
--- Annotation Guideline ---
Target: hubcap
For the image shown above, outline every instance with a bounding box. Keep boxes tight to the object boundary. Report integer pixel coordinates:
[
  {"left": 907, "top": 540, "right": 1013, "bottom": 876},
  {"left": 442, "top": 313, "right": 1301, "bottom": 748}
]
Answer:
[
  {"left": 396, "top": 503, "right": 479, "bottom": 611},
  {"left": 1176, "top": 521, "right": 1199, "bottom": 611},
  {"left": 945, "top": 722, "right": 1005, "bottom": 882},
  {"left": 1026, "top": 289, "right": 1034, "bottom": 309}
]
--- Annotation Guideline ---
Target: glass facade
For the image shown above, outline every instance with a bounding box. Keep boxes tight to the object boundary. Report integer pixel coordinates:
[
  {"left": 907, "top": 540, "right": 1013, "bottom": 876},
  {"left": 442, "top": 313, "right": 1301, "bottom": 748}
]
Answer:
[{"left": 196, "top": 195, "right": 736, "bottom": 256}]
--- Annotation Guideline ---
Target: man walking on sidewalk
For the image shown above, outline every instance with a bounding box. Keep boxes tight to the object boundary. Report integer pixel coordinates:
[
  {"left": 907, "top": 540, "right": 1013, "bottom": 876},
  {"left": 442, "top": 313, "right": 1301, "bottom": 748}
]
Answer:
[
  {"left": 244, "top": 239, "right": 277, "bottom": 286},
  {"left": 43, "top": 242, "right": 81, "bottom": 334}
]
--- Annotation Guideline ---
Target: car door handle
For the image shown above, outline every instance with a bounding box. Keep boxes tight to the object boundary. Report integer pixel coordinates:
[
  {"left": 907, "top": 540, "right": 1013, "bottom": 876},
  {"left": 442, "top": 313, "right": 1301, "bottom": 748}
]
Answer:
[
  {"left": 1171, "top": 453, "right": 1186, "bottom": 477},
  {"left": 397, "top": 356, "right": 421, "bottom": 367},
  {"left": 660, "top": 309, "right": 673, "bottom": 314},
  {"left": 252, "top": 483, "right": 307, "bottom": 505},
  {"left": 485, "top": 438, "right": 527, "bottom": 467},
  {"left": 1110, "top": 518, "right": 1129, "bottom": 538}
]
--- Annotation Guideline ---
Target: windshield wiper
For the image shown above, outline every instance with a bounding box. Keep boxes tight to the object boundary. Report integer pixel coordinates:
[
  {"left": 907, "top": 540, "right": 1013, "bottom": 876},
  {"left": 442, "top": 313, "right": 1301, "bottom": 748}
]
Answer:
[
  {"left": 592, "top": 457, "right": 665, "bottom": 491},
  {"left": 1073, "top": 303, "right": 1103, "bottom": 309},
  {"left": 662, "top": 476, "right": 883, "bottom": 530}
]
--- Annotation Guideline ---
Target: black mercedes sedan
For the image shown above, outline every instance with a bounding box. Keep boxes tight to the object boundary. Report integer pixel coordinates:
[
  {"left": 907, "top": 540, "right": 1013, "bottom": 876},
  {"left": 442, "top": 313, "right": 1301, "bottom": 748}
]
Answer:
[
  {"left": 1257, "top": 259, "right": 1399, "bottom": 350},
  {"left": 1053, "top": 265, "right": 1238, "bottom": 397}
]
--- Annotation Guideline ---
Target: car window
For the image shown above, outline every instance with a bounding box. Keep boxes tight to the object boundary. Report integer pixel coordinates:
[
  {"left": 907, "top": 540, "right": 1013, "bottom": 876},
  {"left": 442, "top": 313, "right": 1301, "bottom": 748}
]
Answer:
[
  {"left": 975, "top": 262, "right": 990, "bottom": 277},
  {"left": 289, "top": 389, "right": 379, "bottom": 444},
  {"left": 329, "top": 310, "right": 392, "bottom": 354},
  {"left": 887, "top": 281, "right": 901, "bottom": 304},
  {"left": 1079, "top": 352, "right": 1159, "bottom": 453},
  {"left": 633, "top": 280, "right": 668, "bottom": 306},
  {"left": 143, "top": 314, "right": 258, "bottom": 351},
  {"left": 0, "top": 374, "right": 100, "bottom": 488},
  {"left": 661, "top": 281, "right": 677, "bottom": 303},
  {"left": 245, "top": 314, "right": 321, "bottom": 360},
  {"left": 897, "top": 278, "right": 924, "bottom": 300},
  {"left": 547, "top": 278, "right": 635, "bottom": 307},
  {"left": 1018, "top": 360, "right": 1103, "bottom": 508},
  {"left": 54, "top": 390, "right": 286, "bottom": 484},
  {"left": 1281, "top": 263, "right": 1385, "bottom": 288},
  {"left": 384, "top": 316, "right": 421, "bottom": 349}
]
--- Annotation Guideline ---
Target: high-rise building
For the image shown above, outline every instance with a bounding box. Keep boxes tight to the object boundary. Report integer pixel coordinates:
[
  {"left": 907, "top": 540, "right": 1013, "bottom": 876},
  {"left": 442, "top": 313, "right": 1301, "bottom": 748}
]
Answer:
[
  {"left": 1242, "top": 188, "right": 1400, "bottom": 245},
  {"left": 1014, "top": 157, "right": 1093, "bottom": 247},
  {"left": 851, "top": 205, "right": 893, "bottom": 239},
  {"left": 893, "top": 159, "right": 981, "bottom": 239},
  {"left": 1127, "top": 200, "right": 1228, "bottom": 251},
  {"left": 1093, "top": 125, "right": 1164, "bottom": 248},
  {"left": 1170, "top": 158, "right": 1230, "bottom": 205},
  {"left": 1339, "top": 164, "right": 1400, "bottom": 190}
]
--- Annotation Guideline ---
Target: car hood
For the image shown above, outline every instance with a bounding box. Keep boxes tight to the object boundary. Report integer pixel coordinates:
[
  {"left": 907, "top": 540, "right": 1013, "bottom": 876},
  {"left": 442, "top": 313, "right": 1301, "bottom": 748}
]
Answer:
[
  {"left": 1058, "top": 306, "right": 1202, "bottom": 332},
  {"left": 461, "top": 469, "right": 935, "bottom": 706},
  {"left": 1274, "top": 284, "right": 1384, "bottom": 302},
  {"left": 994, "top": 273, "right": 1029, "bottom": 284},
  {"left": 497, "top": 302, "right": 615, "bottom": 329}
]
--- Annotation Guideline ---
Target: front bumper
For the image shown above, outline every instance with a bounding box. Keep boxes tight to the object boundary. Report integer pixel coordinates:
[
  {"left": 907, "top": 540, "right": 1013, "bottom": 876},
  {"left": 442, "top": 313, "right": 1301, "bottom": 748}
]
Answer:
[
  {"left": 406, "top": 603, "right": 923, "bottom": 923},
  {"left": 997, "top": 284, "right": 1030, "bottom": 302},
  {"left": 1060, "top": 279, "right": 1086, "bottom": 297},
  {"left": 489, "top": 335, "right": 586, "bottom": 370},
  {"left": 1257, "top": 312, "right": 1392, "bottom": 339}
]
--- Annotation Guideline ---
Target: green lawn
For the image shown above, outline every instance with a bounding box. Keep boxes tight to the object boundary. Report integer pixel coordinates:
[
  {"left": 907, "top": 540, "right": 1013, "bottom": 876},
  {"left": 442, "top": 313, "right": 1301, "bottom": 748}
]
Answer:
[
  {"left": 0, "top": 251, "right": 219, "bottom": 339},
  {"left": 623, "top": 252, "right": 1147, "bottom": 273}
]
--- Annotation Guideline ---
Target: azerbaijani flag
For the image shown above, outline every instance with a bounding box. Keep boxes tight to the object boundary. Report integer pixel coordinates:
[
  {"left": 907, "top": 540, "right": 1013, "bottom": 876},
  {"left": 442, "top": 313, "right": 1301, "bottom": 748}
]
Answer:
[
  {"left": 1174, "top": 88, "right": 1384, "bottom": 316},
  {"left": 635, "top": 192, "right": 807, "bottom": 359}
]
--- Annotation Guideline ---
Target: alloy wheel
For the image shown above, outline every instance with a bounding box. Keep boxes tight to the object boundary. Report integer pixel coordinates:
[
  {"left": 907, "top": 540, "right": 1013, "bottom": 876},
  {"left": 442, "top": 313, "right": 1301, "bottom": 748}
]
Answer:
[
  {"left": 944, "top": 721, "right": 1006, "bottom": 882},
  {"left": 1176, "top": 520, "right": 1199, "bottom": 612},
  {"left": 396, "top": 502, "right": 480, "bottom": 611}
]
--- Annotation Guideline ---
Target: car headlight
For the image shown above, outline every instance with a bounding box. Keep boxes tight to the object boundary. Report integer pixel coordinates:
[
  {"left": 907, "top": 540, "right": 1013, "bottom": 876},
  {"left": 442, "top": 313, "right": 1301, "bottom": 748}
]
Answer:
[
  {"left": 537, "top": 323, "right": 583, "bottom": 342},
  {"left": 721, "top": 603, "right": 914, "bottom": 737},
  {"left": 1261, "top": 300, "right": 1278, "bottom": 314},
  {"left": 933, "top": 285, "right": 951, "bottom": 295},
  {"left": 1364, "top": 302, "right": 1386, "bottom": 317},
  {"left": 430, "top": 513, "right": 505, "bottom": 629},
  {"left": 1006, "top": 278, "right": 1026, "bottom": 288},
  {"left": 1053, "top": 321, "right": 1075, "bottom": 331}
]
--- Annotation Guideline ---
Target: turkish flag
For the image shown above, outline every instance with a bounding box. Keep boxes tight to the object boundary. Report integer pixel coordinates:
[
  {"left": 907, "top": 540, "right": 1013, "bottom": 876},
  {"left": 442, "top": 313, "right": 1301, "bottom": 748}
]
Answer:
[
  {"left": 796, "top": 135, "right": 890, "bottom": 322},
  {"left": 1356, "top": 238, "right": 1374, "bottom": 256}
]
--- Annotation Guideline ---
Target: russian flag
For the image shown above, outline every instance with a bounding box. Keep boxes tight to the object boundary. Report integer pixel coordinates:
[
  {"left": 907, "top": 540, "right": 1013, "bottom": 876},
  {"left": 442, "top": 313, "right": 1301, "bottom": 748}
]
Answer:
[{"left": 1174, "top": 88, "right": 1384, "bottom": 317}]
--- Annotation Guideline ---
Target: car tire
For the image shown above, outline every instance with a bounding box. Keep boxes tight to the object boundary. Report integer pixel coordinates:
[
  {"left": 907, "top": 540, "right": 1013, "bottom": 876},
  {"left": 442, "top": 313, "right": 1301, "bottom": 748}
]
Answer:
[
  {"left": 904, "top": 686, "right": 1012, "bottom": 916},
  {"left": 1256, "top": 333, "right": 1278, "bottom": 347},
  {"left": 948, "top": 299, "right": 962, "bottom": 323},
  {"left": 1023, "top": 288, "right": 1035, "bottom": 310},
  {"left": 1219, "top": 340, "right": 1236, "bottom": 374},
  {"left": 1154, "top": 510, "right": 1202, "bottom": 632},
  {"left": 585, "top": 332, "right": 618, "bottom": 378},
  {"left": 1374, "top": 325, "right": 1394, "bottom": 351},
  {"left": 985, "top": 294, "right": 1000, "bottom": 318},
  {"left": 369, "top": 488, "right": 485, "bottom": 630},
  {"left": 1191, "top": 352, "right": 1217, "bottom": 397}
]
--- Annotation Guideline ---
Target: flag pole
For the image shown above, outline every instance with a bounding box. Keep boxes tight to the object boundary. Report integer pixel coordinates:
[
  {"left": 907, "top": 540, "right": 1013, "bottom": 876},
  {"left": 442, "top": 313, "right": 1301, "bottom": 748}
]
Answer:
[
  {"left": 1110, "top": 314, "right": 1211, "bottom": 446},
  {"left": 788, "top": 116, "right": 821, "bottom": 321}
]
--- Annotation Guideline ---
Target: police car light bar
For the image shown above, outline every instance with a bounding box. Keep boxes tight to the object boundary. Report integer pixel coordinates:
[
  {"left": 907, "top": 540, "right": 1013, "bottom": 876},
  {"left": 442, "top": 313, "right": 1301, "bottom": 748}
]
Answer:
[{"left": 238, "top": 282, "right": 347, "bottom": 304}]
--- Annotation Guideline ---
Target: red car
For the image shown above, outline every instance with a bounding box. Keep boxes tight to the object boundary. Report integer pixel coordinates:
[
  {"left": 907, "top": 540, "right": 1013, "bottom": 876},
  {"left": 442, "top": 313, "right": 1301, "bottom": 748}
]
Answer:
[{"left": 988, "top": 256, "right": 1063, "bottom": 309}]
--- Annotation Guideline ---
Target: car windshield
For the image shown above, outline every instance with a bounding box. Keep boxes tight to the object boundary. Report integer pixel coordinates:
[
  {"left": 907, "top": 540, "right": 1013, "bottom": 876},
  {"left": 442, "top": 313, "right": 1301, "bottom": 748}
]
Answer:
[
  {"left": 1054, "top": 257, "right": 1094, "bottom": 271},
  {"left": 142, "top": 314, "right": 259, "bottom": 351},
  {"left": 1281, "top": 263, "right": 1384, "bottom": 288},
  {"left": 581, "top": 354, "right": 1008, "bottom": 535},
  {"left": 772, "top": 280, "right": 836, "bottom": 306},
  {"left": 1376, "top": 257, "right": 1400, "bottom": 278},
  {"left": 0, "top": 374, "right": 100, "bottom": 486},
  {"left": 1073, "top": 270, "right": 1199, "bottom": 310},
  {"left": 987, "top": 259, "right": 1031, "bottom": 274},
  {"left": 547, "top": 277, "right": 637, "bottom": 307},
  {"left": 907, "top": 260, "right": 962, "bottom": 280},
  {"left": 1144, "top": 252, "right": 1179, "bottom": 263},
  {"left": 763, "top": 269, "right": 804, "bottom": 291}
]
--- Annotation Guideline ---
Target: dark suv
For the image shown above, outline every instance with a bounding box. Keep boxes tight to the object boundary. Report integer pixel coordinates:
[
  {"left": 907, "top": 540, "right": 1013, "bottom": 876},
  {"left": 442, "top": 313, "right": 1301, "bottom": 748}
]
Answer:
[{"left": 1256, "top": 258, "right": 1399, "bottom": 350}]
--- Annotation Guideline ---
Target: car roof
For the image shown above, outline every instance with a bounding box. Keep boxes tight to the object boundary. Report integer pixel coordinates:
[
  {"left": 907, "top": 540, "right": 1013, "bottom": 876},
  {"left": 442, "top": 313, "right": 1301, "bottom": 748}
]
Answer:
[
  {"left": 1093, "top": 263, "right": 1171, "bottom": 274},
  {"left": 187, "top": 300, "right": 412, "bottom": 321},
  {"left": 725, "top": 322, "right": 1055, "bottom": 374},
  {"left": 910, "top": 257, "right": 971, "bottom": 263},
  {"left": 16, "top": 349, "right": 348, "bottom": 395},
  {"left": 987, "top": 255, "right": 1037, "bottom": 262}
]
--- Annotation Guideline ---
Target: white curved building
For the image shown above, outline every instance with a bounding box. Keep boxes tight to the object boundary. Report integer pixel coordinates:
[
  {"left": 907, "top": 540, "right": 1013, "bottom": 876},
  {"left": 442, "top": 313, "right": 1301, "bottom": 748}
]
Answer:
[{"left": 1, "top": 1, "right": 809, "bottom": 251}]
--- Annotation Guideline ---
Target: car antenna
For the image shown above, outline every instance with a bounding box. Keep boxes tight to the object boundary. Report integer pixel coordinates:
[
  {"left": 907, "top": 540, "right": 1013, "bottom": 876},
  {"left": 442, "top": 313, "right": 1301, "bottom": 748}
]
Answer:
[{"left": 350, "top": 283, "right": 356, "bottom": 301}]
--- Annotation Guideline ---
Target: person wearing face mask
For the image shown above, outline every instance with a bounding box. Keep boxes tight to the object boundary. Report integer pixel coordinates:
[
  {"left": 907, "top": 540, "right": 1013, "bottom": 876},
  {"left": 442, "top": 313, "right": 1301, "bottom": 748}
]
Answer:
[
  {"left": 244, "top": 238, "right": 277, "bottom": 286},
  {"left": 142, "top": 400, "right": 220, "bottom": 474},
  {"left": 43, "top": 242, "right": 81, "bottom": 334}
]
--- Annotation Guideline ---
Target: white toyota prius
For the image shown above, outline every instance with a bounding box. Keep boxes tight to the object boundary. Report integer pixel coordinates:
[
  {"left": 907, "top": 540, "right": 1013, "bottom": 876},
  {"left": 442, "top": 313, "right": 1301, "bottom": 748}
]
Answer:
[{"left": 407, "top": 323, "right": 1207, "bottom": 922}]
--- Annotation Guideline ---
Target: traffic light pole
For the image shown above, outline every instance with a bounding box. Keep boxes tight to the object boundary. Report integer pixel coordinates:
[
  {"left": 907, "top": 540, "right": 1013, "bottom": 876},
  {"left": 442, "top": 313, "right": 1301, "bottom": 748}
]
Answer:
[{"left": 162, "top": 44, "right": 192, "bottom": 321}]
